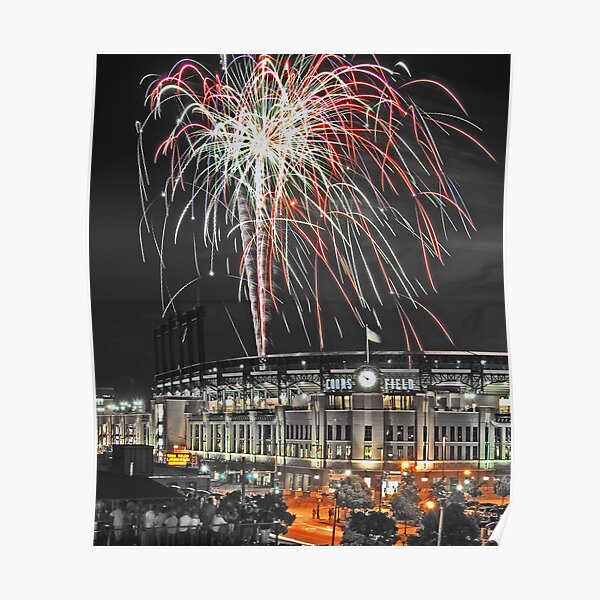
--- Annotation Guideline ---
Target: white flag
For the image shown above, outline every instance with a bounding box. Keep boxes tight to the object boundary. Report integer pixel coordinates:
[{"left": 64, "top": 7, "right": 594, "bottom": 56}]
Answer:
[{"left": 366, "top": 326, "right": 382, "bottom": 344}]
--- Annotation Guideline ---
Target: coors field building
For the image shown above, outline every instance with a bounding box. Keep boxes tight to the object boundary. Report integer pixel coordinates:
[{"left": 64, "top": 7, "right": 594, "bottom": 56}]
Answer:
[{"left": 150, "top": 306, "right": 510, "bottom": 495}]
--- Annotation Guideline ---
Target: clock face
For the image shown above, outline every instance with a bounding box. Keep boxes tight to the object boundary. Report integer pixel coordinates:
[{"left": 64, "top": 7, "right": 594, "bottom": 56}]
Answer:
[{"left": 354, "top": 366, "right": 380, "bottom": 391}]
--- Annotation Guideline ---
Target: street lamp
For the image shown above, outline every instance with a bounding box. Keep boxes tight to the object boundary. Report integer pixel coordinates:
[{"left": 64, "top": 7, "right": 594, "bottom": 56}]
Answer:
[
  {"left": 424, "top": 499, "right": 445, "bottom": 546},
  {"left": 331, "top": 484, "right": 341, "bottom": 546}
]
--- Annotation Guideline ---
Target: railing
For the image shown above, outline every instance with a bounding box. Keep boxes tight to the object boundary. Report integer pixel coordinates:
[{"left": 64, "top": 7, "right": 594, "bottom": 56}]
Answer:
[
  {"left": 93, "top": 521, "right": 280, "bottom": 546},
  {"left": 155, "top": 350, "right": 509, "bottom": 385}
]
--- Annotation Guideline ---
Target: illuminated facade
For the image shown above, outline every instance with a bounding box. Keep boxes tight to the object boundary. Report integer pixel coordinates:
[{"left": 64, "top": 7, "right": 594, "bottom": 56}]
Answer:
[
  {"left": 96, "top": 388, "right": 151, "bottom": 452},
  {"left": 151, "top": 349, "right": 511, "bottom": 494}
]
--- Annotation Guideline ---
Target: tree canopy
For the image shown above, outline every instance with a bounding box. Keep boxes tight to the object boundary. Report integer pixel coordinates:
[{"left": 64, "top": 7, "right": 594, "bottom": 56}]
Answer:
[
  {"left": 494, "top": 476, "right": 511, "bottom": 503},
  {"left": 341, "top": 510, "right": 399, "bottom": 546},
  {"left": 336, "top": 475, "right": 374, "bottom": 510},
  {"left": 408, "top": 503, "right": 480, "bottom": 546}
]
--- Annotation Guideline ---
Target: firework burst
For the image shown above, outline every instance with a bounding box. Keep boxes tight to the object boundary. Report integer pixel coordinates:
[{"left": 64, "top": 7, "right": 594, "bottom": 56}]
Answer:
[{"left": 137, "top": 54, "right": 492, "bottom": 356}]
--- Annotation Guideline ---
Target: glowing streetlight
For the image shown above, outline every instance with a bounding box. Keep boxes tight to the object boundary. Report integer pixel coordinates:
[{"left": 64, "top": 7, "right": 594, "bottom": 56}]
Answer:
[{"left": 425, "top": 500, "right": 436, "bottom": 510}]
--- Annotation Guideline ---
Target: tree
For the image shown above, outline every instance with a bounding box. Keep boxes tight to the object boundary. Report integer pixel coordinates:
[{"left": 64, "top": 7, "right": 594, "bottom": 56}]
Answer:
[
  {"left": 397, "top": 472, "right": 420, "bottom": 504},
  {"left": 408, "top": 503, "right": 480, "bottom": 546},
  {"left": 255, "top": 493, "right": 296, "bottom": 543},
  {"left": 465, "top": 477, "right": 482, "bottom": 499},
  {"left": 447, "top": 489, "right": 467, "bottom": 506},
  {"left": 494, "top": 476, "right": 511, "bottom": 504},
  {"left": 336, "top": 475, "right": 374, "bottom": 510},
  {"left": 340, "top": 511, "right": 399, "bottom": 546},
  {"left": 429, "top": 478, "right": 450, "bottom": 502},
  {"left": 390, "top": 472, "right": 421, "bottom": 539}
]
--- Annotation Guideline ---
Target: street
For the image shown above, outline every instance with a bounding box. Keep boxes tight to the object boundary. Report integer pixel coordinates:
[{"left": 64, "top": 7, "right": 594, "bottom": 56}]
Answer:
[{"left": 283, "top": 496, "right": 418, "bottom": 546}]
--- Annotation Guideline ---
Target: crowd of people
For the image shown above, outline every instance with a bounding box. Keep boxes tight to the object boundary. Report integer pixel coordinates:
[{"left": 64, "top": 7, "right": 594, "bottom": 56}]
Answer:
[{"left": 94, "top": 492, "right": 277, "bottom": 546}]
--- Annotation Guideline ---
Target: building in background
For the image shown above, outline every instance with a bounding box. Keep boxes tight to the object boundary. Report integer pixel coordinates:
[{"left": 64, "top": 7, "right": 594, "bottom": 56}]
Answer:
[
  {"left": 150, "top": 316, "right": 510, "bottom": 495},
  {"left": 96, "top": 387, "right": 150, "bottom": 452}
]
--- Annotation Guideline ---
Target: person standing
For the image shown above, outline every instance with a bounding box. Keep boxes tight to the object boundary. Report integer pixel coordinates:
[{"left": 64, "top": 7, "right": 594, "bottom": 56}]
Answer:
[
  {"left": 154, "top": 505, "right": 167, "bottom": 545},
  {"left": 109, "top": 502, "right": 125, "bottom": 544},
  {"left": 200, "top": 497, "right": 217, "bottom": 544},
  {"left": 141, "top": 504, "right": 156, "bottom": 546},
  {"left": 312, "top": 508, "right": 317, "bottom": 519},
  {"left": 190, "top": 511, "right": 200, "bottom": 545},
  {"left": 164, "top": 512, "right": 178, "bottom": 545},
  {"left": 211, "top": 511, "right": 228, "bottom": 545},
  {"left": 178, "top": 509, "right": 193, "bottom": 545}
]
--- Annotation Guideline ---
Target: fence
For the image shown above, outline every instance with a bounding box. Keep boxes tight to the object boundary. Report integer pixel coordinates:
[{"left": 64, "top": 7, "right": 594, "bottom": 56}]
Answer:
[{"left": 94, "top": 521, "right": 280, "bottom": 546}]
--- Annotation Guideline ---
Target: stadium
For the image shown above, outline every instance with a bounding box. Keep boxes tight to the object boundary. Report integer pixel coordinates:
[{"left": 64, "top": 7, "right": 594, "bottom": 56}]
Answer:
[{"left": 149, "top": 307, "right": 510, "bottom": 496}]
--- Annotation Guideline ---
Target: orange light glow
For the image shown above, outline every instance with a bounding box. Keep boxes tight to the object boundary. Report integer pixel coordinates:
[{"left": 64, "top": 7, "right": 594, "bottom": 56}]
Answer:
[{"left": 425, "top": 500, "right": 436, "bottom": 510}]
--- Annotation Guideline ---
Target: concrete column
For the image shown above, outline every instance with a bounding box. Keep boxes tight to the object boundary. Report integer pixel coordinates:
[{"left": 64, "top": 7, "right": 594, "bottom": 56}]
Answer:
[
  {"left": 248, "top": 411, "right": 258, "bottom": 456},
  {"left": 164, "top": 398, "right": 187, "bottom": 450}
]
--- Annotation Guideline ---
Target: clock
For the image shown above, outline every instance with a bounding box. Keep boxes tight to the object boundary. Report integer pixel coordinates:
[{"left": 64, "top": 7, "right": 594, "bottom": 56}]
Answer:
[{"left": 353, "top": 365, "right": 381, "bottom": 392}]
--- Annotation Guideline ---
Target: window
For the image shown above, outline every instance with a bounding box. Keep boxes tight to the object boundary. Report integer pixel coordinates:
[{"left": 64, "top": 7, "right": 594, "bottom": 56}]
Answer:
[
  {"left": 441, "top": 426, "right": 447, "bottom": 440},
  {"left": 466, "top": 427, "right": 471, "bottom": 442},
  {"left": 397, "top": 425, "right": 404, "bottom": 441},
  {"left": 327, "top": 425, "right": 333, "bottom": 440},
  {"left": 398, "top": 446, "right": 404, "bottom": 459},
  {"left": 295, "top": 424, "right": 299, "bottom": 439},
  {"left": 450, "top": 446, "right": 455, "bottom": 459},
  {"left": 345, "top": 425, "right": 352, "bottom": 440},
  {"left": 336, "top": 425, "right": 342, "bottom": 440},
  {"left": 345, "top": 444, "right": 352, "bottom": 459},
  {"left": 457, "top": 446, "right": 462, "bottom": 460},
  {"left": 434, "top": 445, "right": 439, "bottom": 460},
  {"left": 407, "top": 446, "right": 414, "bottom": 460},
  {"left": 465, "top": 446, "right": 471, "bottom": 460},
  {"left": 473, "top": 427, "right": 478, "bottom": 441},
  {"left": 472, "top": 446, "right": 478, "bottom": 459},
  {"left": 193, "top": 424, "right": 200, "bottom": 451},
  {"left": 450, "top": 426, "right": 455, "bottom": 442},
  {"left": 364, "top": 425, "right": 373, "bottom": 441},
  {"left": 385, "top": 428, "right": 393, "bottom": 441},
  {"left": 327, "top": 444, "right": 332, "bottom": 458},
  {"left": 457, "top": 427, "right": 463, "bottom": 442},
  {"left": 335, "top": 445, "right": 342, "bottom": 459},
  {"left": 364, "top": 445, "right": 372, "bottom": 459},
  {"left": 407, "top": 426, "right": 415, "bottom": 441},
  {"left": 434, "top": 426, "right": 440, "bottom": 442}
]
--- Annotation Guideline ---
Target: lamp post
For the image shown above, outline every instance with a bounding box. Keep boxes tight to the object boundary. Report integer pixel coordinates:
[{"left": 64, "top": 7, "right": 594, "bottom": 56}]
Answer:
[
  {"left": 442, "top": 436, "right": 447, "bottom": 478},
  {"left": 330, "top": 488, "right": 339, "bottom": 546},
  {"left": 377, "top": 446, "right": 385, "bottom": 511},
  {"left": 424, "top": 499, "right": 445, "bottom": 546},
  {"left": 437, "top": 500, "right": 445, "bottom": 546}
]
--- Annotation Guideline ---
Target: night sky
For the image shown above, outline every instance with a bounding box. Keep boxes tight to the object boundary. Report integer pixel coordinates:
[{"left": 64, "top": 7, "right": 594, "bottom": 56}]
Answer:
[{"left": 89, "top": 54, "right": 510, "bottom": 400}]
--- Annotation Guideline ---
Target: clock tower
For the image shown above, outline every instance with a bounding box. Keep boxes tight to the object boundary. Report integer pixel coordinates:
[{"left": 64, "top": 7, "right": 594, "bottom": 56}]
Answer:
[{"left": 353, "top": 364, "right": 382, "bottom": 393}]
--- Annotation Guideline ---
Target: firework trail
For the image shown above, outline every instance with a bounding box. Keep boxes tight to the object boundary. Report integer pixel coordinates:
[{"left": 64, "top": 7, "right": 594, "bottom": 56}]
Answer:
[{"left": 137, "top": 54, "right": 492, "bottom": 356}]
